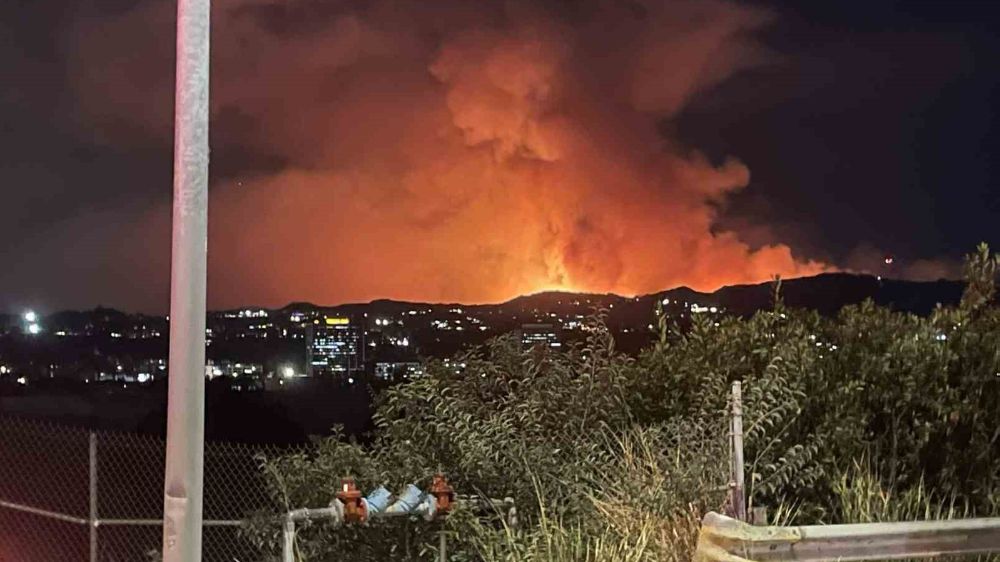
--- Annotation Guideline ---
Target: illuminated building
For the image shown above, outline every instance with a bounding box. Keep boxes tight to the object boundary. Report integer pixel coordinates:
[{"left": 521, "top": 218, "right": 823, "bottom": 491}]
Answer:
[
  {"left": 306, "top": 317, "right": 364, "bottom": 376},
  {"left": 518, "top": 323, "right": 561, "bottom": 349},
  {"left": 205, "top": 360, "right": 263, "bottom": 380},
  {"left": 374, "top": 361, "right": 424, "bottom": 380}
]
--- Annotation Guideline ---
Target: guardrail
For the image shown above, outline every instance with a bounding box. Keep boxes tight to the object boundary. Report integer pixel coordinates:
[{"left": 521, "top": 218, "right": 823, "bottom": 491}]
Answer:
[{"left": 694, "top": 511, "right": 1000, "bottom": 561}]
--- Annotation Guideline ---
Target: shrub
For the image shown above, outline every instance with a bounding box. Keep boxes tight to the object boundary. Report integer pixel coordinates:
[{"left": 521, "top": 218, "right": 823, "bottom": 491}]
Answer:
[{"left": 253, "top": 244, "right": 1000, "bottom": 559}]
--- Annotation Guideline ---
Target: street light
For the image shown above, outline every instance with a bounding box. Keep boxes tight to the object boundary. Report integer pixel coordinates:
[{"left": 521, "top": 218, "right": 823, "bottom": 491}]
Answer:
[{"left": 23, "top": 310, "right": 37, "bottom": 323}]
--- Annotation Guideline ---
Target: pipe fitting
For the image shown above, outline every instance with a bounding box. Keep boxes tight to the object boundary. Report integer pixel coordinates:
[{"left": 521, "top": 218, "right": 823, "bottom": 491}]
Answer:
[
  {"left": 430, "top": 474, "right": 455, "bottom": 516},
  {"left": 387, "top": 484, "right": 424, "bottom": 515},
  {"left": 363, "top": 486, "right": 393, "bottom": 516},
  {"left": 336, "top": 478, "right": 367, "bottom": 523}
]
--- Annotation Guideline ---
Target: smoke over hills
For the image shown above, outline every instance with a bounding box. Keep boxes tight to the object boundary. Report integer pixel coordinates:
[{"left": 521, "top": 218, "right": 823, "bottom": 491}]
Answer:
[{"left": 69, "top": 0, "right": 830, "bottom": 309}]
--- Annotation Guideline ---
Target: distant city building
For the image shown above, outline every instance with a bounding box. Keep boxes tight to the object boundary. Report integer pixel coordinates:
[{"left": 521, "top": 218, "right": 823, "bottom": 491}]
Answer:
[
  {"left": 205, "top": 360, "right": 263, "bottom": 380},
  {"left": 137, "top": 358, "right": 168, "bottom": 382},
  {"left": 374, "top": 361, "right": 424, "bottom": 381},
  {"left": 519, "top": 323, "right": 561, "bottom": 349},
  {"left": 307, "top": 317, "right": 364, "bottom": 376}
]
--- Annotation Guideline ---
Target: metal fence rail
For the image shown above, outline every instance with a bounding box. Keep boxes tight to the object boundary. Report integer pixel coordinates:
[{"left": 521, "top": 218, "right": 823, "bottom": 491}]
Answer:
[
  {"left": 695, "top": 511, "right": 1000, "bottom": 562},
  {"left": 0, "top": 416, "right": 305, "bottom": 561}
]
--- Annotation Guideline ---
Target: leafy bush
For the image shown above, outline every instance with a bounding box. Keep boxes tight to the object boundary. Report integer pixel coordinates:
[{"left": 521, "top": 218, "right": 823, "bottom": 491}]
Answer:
[
  {"left": 639, "top": 244, "right": 1000, "bottom": 519},
  {"left": 252, "top": 244, "right": 1000, "bottom": 559}
]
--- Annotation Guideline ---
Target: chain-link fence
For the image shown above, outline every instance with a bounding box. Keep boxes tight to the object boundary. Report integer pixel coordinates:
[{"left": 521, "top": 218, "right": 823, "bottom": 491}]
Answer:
[{"left": 0, "top": 416, "right": 304, "bottom": 561}]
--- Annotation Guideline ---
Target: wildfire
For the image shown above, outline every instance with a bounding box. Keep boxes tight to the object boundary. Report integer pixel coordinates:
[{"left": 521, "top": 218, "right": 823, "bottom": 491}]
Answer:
[{"left": 73, "top": 0, "right": 830, "bottom": 308}]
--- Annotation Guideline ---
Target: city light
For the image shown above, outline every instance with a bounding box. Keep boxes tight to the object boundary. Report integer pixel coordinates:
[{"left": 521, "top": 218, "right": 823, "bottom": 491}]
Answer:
[
  {"left": 27, "top": 323, "right": 41, "bottom": 335},
  {"left": 24, "top": 310, "right": 37, "bottom": 323},
  {"left": 282, "top": 366, "right": 295, "bottom": 378}
]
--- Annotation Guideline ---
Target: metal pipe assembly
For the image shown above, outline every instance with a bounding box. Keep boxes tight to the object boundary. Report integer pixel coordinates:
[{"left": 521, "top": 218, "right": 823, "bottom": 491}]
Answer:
[
  {"left": 384, "top": 484, "right": 437, "bottom": 519},
  {"left": 281, "top": 475, "right": 457, "bottom": 562},
  {"left": 282, "top": 504, "right": 345, "bottom": 562},
  {"left": 456, "top": 494, "right": 519, "bottom": 529},
  {"left": 363, "top": 486, "right": 393, "bottom": 516}
]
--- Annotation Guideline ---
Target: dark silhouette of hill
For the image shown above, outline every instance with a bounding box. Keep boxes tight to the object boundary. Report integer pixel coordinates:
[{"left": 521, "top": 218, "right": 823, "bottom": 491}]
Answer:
[
  {"left": 505, "top": 273, "right": 959, "bottom": 315},
  {"left": 293, "top": 273, "right": 963, "bottom": 320},
  {"left": 709, "top": 273, "right": 963, "bottom": 316}
]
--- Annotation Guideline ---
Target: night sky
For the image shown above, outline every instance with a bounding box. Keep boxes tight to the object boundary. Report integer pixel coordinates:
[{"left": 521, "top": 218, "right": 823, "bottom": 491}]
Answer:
[{"left": 1, "top": 0, "right": 997, "bottom": 313}]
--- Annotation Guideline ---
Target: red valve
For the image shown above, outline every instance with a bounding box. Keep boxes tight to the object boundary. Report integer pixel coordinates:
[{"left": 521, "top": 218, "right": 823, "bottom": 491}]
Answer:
[
  {"left": 430, "top": 473, "right": 455, "bottom": 515},
  {"left": 336, "top": 478, "right": 367, "bottom": 523}
]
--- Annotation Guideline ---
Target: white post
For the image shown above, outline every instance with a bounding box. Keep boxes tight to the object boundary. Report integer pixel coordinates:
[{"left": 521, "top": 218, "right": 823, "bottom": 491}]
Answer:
[
  {"left": 161, "top": 0, "right": 210, "bottom": 559},
  {"left": 731, "top": 381, "right": 746, "bottom": 522},
  {"left": 282, "top": 517, "right": 295, "bottom": 562}
]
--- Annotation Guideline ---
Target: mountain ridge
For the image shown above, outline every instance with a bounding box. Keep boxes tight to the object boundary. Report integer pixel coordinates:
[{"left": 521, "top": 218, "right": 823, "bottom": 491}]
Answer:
[
  {"left": 2, "top": 273, "right": 965, "bottom": 320},
  {"left": 274, "top": 272, "right": 964, "bottom": 318}
]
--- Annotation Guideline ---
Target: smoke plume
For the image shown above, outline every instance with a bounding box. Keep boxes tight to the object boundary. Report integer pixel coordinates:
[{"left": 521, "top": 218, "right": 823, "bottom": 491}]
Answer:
[{"left": 72, "top": 0, "right": 829, "bottom": 308}]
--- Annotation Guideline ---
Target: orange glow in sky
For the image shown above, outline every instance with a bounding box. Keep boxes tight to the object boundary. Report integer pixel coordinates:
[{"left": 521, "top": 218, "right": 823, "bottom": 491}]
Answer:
[{"left": 75, "top": 0, "right": 830, "bottom": 309}]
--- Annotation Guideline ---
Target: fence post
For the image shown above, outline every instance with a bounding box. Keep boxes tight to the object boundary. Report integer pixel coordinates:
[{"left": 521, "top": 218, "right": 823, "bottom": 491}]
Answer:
[
  {"left": 731, "top": 381, "right": 746, "bottom": 522},
  {"left": 439, "top": 529, "right": 447, "bottom": 562},
  {"left": 89, "top": 432, "right": 98, "bottom": 562},
  {"left": 282, "top": 516, "right": 295, "bottom": 562},
  {"left": 751, "top": 505, "right": 768, "bottom": 526}
]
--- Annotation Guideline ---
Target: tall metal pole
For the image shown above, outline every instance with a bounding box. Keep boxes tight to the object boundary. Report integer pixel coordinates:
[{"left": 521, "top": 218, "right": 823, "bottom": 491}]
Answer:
[{"left": 162, "top": 0, "right": 210, "bottom": 559}]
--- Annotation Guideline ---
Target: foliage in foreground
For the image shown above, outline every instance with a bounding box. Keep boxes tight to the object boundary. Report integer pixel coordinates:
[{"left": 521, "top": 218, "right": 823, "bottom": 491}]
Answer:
[{"left": 249, "top": 244, "right": 1000, "bottom": 560}]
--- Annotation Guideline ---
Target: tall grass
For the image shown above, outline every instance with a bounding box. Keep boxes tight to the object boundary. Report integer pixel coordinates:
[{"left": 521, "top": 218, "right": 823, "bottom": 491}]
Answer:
[
  {"left": 834, "top": 456, "right": 975, "bottom": 524},
  {"left": 831, "top": 457, "right": 1000, "bottom": 562},
  {"left": 472, "top": 447, "right": 1000, "bottom": 562},
  {"left": 469, "top": 424, "right": 722, "bottom": 562},
  {"left": 469, "top": 485, "right": 698, "bottom": 562}
]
